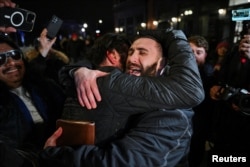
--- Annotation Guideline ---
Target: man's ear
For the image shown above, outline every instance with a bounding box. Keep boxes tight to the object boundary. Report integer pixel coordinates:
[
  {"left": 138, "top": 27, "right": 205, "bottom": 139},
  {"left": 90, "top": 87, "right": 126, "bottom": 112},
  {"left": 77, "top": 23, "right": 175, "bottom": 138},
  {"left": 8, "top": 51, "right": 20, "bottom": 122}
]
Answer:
[
  {"left": 106, "top": 50, "right": 117, "bottom": 64},
  {"left": 157, "top": 57, "right": 166, "bottom": 70},
  {"left": 157, "top": 57, "right": 167, "bottom": 76}
]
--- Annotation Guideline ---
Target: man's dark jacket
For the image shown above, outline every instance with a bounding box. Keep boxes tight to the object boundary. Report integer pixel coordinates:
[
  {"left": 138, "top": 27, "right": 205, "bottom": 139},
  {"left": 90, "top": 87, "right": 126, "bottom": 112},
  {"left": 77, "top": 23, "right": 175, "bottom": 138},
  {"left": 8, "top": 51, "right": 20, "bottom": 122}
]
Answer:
[
  {"left": 40, "top": 30, "right": 204, "bottom": 167},
  {"left": 0, "top": 54, "right": 65, "bottom": 167}
]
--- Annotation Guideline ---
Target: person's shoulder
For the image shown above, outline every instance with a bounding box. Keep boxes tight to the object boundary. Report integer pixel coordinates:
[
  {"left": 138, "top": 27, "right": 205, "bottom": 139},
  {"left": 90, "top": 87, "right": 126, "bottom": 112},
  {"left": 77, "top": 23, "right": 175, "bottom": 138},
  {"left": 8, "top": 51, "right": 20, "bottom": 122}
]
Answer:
[{"left": 97, "top": 66, "right": 120, "bottom": 73}]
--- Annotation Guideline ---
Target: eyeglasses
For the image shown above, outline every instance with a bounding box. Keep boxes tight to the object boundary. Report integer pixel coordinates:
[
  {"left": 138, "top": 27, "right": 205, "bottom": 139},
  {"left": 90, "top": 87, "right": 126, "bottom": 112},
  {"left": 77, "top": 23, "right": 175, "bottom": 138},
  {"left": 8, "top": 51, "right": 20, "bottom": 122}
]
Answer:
[{"left": 0, "top": 50, "right": 23, "bottom": 66}]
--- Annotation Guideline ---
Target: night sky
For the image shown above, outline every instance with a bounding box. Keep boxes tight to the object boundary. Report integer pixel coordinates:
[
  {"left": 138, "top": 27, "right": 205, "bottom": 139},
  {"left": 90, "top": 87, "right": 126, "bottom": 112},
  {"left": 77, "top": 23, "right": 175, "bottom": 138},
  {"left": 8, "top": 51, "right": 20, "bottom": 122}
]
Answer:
[{"left": 13, "top": 0, "right": 114, "bottom": 40}]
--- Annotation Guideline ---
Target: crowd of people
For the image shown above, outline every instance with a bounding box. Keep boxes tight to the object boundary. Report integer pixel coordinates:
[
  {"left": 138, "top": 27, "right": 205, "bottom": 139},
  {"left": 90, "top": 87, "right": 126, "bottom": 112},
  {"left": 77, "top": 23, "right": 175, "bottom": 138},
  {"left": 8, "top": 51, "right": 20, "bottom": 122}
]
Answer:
[{"left": 1, "top": 0, "right": 250, "bottom": 167}]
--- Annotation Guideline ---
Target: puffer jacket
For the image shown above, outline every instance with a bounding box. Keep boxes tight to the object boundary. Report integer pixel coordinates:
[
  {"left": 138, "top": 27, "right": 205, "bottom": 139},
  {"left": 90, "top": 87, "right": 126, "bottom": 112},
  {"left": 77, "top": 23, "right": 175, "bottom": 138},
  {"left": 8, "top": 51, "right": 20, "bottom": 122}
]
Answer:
[{"left": 40, "top": 30, "right": 204, "bottom": 167}]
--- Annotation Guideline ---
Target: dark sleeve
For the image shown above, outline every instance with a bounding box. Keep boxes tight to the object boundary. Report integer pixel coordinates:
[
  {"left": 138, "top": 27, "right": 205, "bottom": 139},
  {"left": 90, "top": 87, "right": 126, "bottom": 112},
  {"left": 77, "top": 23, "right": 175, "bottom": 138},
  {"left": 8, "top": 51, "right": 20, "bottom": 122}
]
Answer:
[
  {"left": 27, "top": 54, "right": 47, "bottom": 79},
  {"left": 40, "top": 109, "right": 191, "bottom": 167},
  {"left": 216, "top": 45, "right": 238, "bottom": 85},
  {"left": 97, "top": 30, "right": 204, "bottom": 111},
  {"left": 62, "top": 30, "right": 204, "bottom": 111},
  {"left": 0, "top": 140, "right": 24, "bottom": 167},
  {"left": 40, "top": 137, "right": 170, "bottom": 167}
]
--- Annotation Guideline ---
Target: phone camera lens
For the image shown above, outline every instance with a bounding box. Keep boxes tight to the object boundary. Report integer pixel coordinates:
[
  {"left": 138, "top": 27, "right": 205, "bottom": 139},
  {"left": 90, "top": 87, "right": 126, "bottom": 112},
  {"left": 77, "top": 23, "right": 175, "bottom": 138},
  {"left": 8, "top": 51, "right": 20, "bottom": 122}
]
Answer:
[
  {"left": 10, "top": 11, "right": 24, "bottom": 27},
  {"left": 26, "top": 13, "right": 35, "bottom": 23}
]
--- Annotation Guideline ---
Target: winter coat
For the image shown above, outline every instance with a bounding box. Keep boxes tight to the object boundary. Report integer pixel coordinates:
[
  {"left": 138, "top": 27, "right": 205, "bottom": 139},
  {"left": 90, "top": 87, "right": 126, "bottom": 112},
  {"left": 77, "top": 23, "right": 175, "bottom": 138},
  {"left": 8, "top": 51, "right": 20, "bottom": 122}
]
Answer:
[
  {"left": 40, "top": 30, "right": 204, "bottom": 167},
  {"left": 0, "top": 54, "right": 66, "bottom": 167},
  {"left": 210, "top": 43, "right": 250, "bottom": 153}
]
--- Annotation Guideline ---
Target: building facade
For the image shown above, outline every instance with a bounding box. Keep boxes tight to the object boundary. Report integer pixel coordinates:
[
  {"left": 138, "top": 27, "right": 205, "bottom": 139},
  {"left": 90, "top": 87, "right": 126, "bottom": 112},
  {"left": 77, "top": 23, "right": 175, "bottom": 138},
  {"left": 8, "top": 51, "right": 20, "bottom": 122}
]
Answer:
[{"left": 113, "top": 0, "right": 250, "bottom": 47}]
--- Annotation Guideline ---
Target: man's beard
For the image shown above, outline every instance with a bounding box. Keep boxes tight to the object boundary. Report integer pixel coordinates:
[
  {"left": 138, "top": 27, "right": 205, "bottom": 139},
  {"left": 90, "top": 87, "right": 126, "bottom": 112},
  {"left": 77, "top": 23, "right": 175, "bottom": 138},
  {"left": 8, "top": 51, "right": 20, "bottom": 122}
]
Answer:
[
  {"left": 126, "top": 62, "right": 158, "bottom": 76},
  {"left": 140, "top": 62, "right": 158, "bottom": 76}
]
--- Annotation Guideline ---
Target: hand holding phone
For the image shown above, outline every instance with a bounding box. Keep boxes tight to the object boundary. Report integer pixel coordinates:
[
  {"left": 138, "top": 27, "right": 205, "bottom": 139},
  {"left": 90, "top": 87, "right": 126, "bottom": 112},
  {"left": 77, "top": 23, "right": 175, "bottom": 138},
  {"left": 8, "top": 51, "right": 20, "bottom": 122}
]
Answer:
[
  {"left": 0, "top": 7, "right": 36, "bottom": 32},
  {"left": 37, "top": 28, "right": 57, "bottom": 57}
]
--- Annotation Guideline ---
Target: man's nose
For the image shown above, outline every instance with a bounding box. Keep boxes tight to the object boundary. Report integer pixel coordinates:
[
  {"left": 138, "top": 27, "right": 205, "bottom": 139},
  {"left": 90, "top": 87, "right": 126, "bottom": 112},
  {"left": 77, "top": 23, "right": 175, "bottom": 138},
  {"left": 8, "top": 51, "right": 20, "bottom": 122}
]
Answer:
[
  {"left": 128, "top": 53, "right": 139, "bottom": 63},
  {"left": 5, "top": 56, "right": 15, "bottom": 66}
]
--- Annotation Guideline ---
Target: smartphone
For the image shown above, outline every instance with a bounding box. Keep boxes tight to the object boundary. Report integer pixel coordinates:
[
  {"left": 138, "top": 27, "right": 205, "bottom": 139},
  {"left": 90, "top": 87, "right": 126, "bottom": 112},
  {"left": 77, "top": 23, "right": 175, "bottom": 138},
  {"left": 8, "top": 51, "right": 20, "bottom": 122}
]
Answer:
[
  {"left": 46, "top": 15, "right": 63, "bottom": 39},
  {"left": 0, "top": 7, "right": 36, "bottom": 32}
]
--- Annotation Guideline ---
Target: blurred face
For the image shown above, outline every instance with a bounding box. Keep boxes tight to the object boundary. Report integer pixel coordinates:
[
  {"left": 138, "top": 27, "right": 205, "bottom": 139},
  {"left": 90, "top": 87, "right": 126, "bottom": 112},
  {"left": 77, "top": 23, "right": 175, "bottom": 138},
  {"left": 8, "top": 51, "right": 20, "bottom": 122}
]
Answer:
[
  {"left": 217, "top": 46, "right": 228, "bottom": 57},
  {"left": 189, "top": 42, "right": 207, "bottom": 66},
  {"left": 0, "top": 43, "right": 25, "bottom": 88},
  {"left": 126, "top": 37, "right": 165, "bottom": 76}
]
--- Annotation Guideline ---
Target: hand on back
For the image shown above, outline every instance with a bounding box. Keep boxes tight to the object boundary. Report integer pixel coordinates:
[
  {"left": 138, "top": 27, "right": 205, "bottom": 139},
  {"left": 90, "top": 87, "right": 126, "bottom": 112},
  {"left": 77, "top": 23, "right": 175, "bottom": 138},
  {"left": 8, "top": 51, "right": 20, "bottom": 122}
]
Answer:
[{"left": 74, "top": 67, "right": 108, "bottom": 109}]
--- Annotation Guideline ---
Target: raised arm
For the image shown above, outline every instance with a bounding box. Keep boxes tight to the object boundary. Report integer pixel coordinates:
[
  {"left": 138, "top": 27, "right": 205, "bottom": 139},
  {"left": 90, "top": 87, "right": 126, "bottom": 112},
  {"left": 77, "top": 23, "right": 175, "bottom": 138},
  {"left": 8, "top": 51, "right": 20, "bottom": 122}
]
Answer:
[{"left": 28, "top": 29, "right": 57, "bottom": 77}]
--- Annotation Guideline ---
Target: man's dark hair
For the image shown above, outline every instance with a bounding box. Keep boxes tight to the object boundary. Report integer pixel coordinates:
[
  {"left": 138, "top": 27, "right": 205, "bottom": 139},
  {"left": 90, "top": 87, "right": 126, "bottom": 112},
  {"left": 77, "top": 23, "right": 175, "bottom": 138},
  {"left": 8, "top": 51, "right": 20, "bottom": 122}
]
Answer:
[
  {"left": 188, "top": 35, "right": 209, "bottom": 52},
  {"left": 0, "top": 33, "right": 20, "bottom": 50},
  {"left": 157, "top": 20, "right": 172, "bottom": 31},
  {"left": 135, "top": 29, "right": 168, "bottom": 57},
  {"left": 86, "top": 33, "right": 131, "bottom": 69}
]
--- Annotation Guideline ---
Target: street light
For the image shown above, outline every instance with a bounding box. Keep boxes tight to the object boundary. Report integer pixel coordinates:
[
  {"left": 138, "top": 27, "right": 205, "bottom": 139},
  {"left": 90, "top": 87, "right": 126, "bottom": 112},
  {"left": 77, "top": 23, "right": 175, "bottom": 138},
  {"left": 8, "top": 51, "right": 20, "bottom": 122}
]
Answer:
[
  {"left": 83, "top": 23, "right": 88, "bottom": 28},
  {"left": 218, "top": 9, "right": 226, "bottom": 16},
  {"left": 115, "top": 27, "right": 124, "bottom": 33},
  {"left": 115, "top": 27, "right": 119, "bottom": 33},
  {"left": 171, "top": 17, "right": 178, "bottom": 23},
  {"left": 171, "top": 17, "right": 181, "bottom": 29},
  {"left": 184, "top": 10, "right": 193, "bottom": 16},
  {"left": 153, "top": 20, "right": 158, "bottom": 26},
  {"left": 141, "top": 22, "right": 146, "bottom": 29}
]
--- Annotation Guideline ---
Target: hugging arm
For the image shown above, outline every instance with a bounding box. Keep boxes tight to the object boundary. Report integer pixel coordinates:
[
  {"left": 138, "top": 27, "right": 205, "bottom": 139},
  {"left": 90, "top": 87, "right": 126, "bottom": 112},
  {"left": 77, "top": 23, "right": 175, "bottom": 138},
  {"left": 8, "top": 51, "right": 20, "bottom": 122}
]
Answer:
[
  {"left": 40, "top": 30, "right": 204, "bottom": 167},
  {"left": 99, "top": 30, "right": 204, "bottom": 110},
  {"left": 63, "top": 30, "right": 204, "bottom": 110}
]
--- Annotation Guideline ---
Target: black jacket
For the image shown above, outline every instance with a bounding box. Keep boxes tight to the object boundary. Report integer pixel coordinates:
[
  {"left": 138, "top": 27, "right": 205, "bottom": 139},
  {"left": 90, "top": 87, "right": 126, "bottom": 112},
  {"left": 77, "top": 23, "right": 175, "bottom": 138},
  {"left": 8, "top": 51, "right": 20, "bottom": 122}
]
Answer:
[
  {"left": 40, "top": 30, "right": 204, "bottom": 167},
  {"left": 0, "top": 54, "right": 66, "bottom": 167},
  {"left": 210, "top": 43, "right": 250, "bottom": 152}
]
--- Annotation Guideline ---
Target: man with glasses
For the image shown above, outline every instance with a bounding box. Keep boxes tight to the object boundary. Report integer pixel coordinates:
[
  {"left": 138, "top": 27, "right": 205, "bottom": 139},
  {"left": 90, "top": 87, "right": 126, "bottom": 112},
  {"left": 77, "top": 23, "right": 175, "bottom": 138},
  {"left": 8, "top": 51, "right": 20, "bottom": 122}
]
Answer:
[
  {"left": 0, "top": 49, "right": 22, "bottom": 65},
  {"left": 0, "top": 29, "right": 65, "bottom": 167}
]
